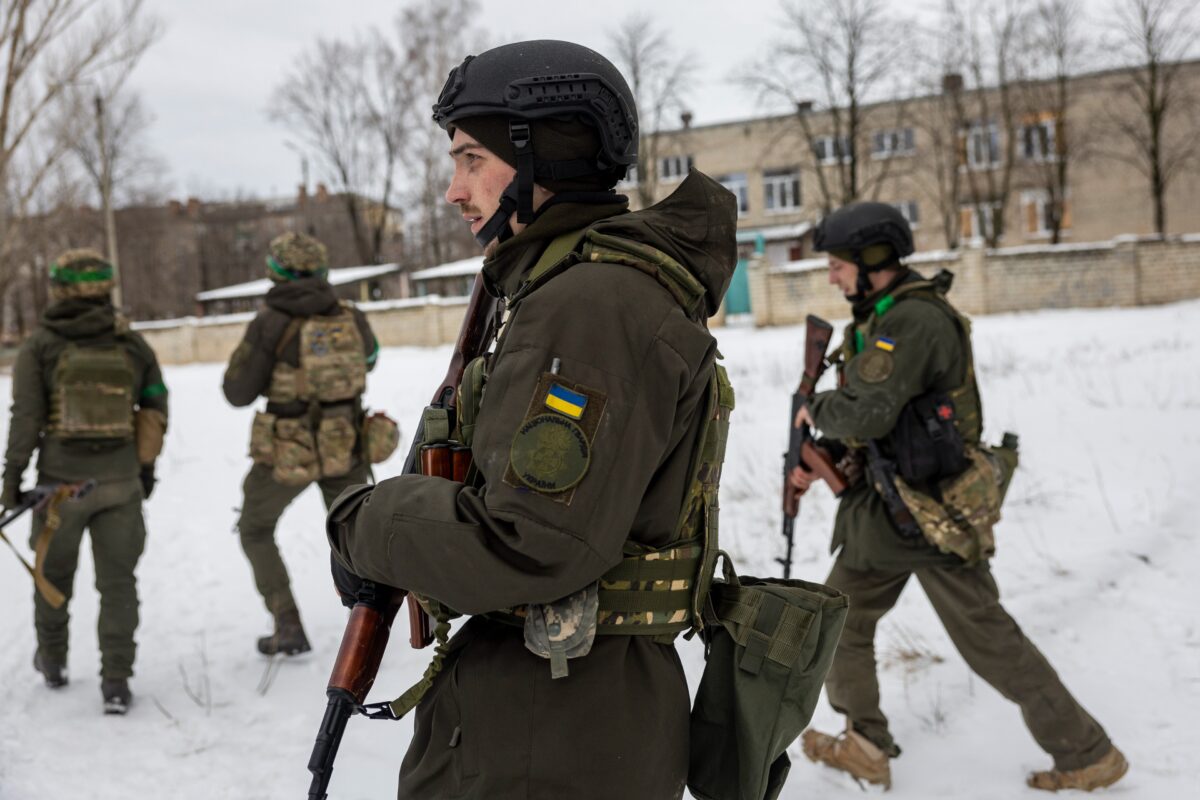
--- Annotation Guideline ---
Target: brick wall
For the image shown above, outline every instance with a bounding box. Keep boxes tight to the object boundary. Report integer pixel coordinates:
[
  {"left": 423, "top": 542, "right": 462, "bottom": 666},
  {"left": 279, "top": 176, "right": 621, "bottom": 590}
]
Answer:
[{"left": 748, "top": 235, "right": 1200, "bottom": 326}]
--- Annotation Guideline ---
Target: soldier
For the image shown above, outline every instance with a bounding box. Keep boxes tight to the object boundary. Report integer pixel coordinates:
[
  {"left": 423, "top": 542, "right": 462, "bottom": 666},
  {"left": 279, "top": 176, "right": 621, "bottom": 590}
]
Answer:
[
  {"left": 789, "top": 202, "right": 1126, "bottom": 791},
  {"left": 324, "top": 40, "right": 737, "bottom": 798},
  {"left": 2, "top": 249, "right": 168, "bottom": 714},
  {"left": 222, "top": 232, "right": 381, "bottom": 657}
]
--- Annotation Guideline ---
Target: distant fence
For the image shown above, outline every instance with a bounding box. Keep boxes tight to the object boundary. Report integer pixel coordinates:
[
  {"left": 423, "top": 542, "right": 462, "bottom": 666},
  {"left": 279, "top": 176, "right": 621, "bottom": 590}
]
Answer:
[{"left": 748, "top": 234, "right": 1200, "bottom": 326}]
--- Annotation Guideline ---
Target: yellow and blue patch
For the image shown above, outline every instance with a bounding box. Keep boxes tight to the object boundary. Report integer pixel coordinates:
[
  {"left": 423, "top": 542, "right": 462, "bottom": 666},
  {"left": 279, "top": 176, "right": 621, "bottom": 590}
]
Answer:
[
  {"left": 545, "top": 383, "right": 588, "bottom": 420},
  {"left": 874, "top": 337, "right": 896, "bottom": 352}
]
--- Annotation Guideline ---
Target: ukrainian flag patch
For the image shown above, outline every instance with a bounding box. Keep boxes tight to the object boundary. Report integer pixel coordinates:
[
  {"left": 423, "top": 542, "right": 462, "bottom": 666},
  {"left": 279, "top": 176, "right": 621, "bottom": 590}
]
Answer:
[
  {"left": 545, "top": 383, "right": 588, "bottom": 419},
  {"left": 874, "top": 337, "right": 896, "bottom": 352}
]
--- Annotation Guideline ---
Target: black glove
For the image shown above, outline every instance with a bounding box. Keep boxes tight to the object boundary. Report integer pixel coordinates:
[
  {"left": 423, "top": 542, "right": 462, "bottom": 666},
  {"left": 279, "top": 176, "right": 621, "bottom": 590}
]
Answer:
[
  {"left": 330, "top": 552, "right": 371, "bottom": 609},
  {"left": 139, "top": 465, "right": 156, "bottom": 499}
]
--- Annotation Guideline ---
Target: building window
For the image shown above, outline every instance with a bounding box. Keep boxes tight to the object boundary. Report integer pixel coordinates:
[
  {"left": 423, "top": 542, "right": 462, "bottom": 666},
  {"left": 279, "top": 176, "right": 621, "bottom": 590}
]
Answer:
[
  {"left": 872, "top": 128, "right": 915, "bottom": 158},
  {"left": 962, "top": 122, "right": 1001, "bottom": 170},
  {"left": 1020, "top": 190, "right": 1071, "bottom": 236},
  {"left": 716, "top": 173, "right": 750, "bottom": 214},
  {"left": 959, "top": 201, "right": 1004, "bottom": 241},
  {"left": 812, "top": 135, "right": 852, "bottom": 165},
  {"left": 894, "top": 200, "right": 920, "bottom": 229},
  {"left": 658, "top": 154, "right": 693, "bottom": 183},
  {"left": 763, "top": 169, "right": 802, "bottom": 213},
  {"left": 1020, "top": 117, "right": 1057, "bottom": 162}
]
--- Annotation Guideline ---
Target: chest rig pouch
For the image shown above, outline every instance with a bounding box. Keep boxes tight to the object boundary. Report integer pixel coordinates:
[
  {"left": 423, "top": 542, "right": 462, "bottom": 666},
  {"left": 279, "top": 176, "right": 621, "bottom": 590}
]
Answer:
[{"left": 48, "top": 342, "right": 136, "bottom": 442}]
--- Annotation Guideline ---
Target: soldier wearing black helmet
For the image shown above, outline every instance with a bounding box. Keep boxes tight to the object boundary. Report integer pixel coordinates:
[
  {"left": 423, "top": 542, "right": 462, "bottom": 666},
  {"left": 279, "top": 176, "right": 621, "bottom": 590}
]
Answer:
[
  {"left": 324, "top": 39, "right": 737, "bottom": 798},
  {"left": 789, "top": 202, "right": 1126, "bottom": 791}
]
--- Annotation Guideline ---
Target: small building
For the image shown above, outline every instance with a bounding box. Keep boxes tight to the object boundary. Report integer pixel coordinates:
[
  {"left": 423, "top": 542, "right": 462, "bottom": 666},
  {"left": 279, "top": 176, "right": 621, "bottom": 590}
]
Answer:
[{"left": 195, "top": 263, "right": 403, "bottom": 315}]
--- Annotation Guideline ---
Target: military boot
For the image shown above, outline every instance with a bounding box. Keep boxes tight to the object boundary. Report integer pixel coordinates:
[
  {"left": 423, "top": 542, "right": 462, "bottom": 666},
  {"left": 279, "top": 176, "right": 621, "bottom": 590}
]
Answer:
[
  {"left": 256, "top": 609, "right": 311, "bottom": 656},
  {"left": 33, "top": 651, "right": 68, "bottom": 689},
  {"left": 1027, "top": 746, "right": 1128, "bottom": 792},
  {"left": 101, "top": 678, "right": 132, "bottom": 715},
  {"left": 802, "top": 727, "right": 892, "bottom": 789}
]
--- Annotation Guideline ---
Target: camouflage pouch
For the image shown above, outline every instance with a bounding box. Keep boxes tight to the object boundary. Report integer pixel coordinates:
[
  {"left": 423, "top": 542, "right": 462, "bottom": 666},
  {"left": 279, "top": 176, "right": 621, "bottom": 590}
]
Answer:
[
  {"left": 523, "top": 581, "right": 599, "bottom": 679},
  {"left": 271, "top": 417, "right": 320, "bottom": 486},
  {"left": 362, "top": 411, "right": 400, "bottom": 463},
  {"left": 316, "top": 413, "right": 356, "bottom": 478},
  {"left": 134, "top": 408, "right": 168, "bottom": 465},
  {"left": 249, "top": 411, "right": 276, "bottom": 465},
  {"left": 689, "top": 555, "right": 848, "bottom": 800},
  {"left": 894, "top": 446, "right": 1002, "bottom": 565}
]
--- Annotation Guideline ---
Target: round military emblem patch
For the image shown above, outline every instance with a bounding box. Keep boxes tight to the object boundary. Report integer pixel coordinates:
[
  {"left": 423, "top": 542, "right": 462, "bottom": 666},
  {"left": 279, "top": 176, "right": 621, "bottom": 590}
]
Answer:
[
  {"left": 856, "top": 349, "right": 895, "bottom": 384},
  {"left": 509, "top": 414, "right": 591, "bottom": 493}
]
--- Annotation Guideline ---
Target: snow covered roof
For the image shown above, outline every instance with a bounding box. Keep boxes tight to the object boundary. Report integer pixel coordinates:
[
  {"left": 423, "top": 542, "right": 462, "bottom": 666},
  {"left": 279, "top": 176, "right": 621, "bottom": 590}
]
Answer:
[
  {"left": 410, "top": 256, "right": 484, "bottom": 282},
  {"left": 195, "top": 263, "right": 402, "bottom": 303},
  {"left": 736, "top": 222, "right": 814, "bottom": 244}
]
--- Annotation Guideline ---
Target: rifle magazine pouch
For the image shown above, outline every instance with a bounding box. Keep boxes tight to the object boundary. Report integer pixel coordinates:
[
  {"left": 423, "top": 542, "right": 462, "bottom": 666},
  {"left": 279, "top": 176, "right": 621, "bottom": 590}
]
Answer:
[
  {"left": 688, "top": 569, "right": 848, "bottom": 800},
  {"left": 317, "top": 412, "right": 356, "bottom": 478},
  {"left": 249, "top": 411, "right": 276, "bottom": 466},
  {"left": 271, "top": 417, "right": 320, "bottom": 486},
  {"left": 894, "top": 446, "right": 1003, "bottom": 564}
]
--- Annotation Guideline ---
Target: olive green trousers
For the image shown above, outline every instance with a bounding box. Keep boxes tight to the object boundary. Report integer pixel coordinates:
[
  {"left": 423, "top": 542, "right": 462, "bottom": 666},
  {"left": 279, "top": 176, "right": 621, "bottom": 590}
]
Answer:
[
  {"left": 31, "top": 477, "right": 146, "bottom": 680},
  {"left": 823, "top": 559, "right": 1112, "bottom": 771},
  {"left": 236, "top": 461, "right": 371, "bottom": 617}
]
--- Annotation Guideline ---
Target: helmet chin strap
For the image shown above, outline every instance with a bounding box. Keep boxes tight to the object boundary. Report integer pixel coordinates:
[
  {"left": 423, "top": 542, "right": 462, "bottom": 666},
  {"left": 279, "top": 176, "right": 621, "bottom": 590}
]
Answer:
[{"left": 474, "top": 180, "right": 520, "bottom": 247}]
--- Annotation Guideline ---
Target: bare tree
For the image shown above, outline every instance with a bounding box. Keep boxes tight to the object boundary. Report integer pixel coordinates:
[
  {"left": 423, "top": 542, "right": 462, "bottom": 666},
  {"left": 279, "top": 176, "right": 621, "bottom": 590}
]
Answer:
[
  {"left": 0, "top": 0, "right": 159, "bottom": 288},
  {"left": 608, "top": 13, "right": 696, "bottom": 208},
  {"left": 1104, "top": 0, "right": 1199, "bottom": 234},
  {"left": 737, "top": 0, "right": 915, "bottom": 213}
]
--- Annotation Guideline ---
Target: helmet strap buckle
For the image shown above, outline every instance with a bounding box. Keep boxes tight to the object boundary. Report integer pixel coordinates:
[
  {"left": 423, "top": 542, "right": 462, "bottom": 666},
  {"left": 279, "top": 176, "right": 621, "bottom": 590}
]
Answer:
[{"left": 510, "top": 121, "right": 536, "bottom": 224}]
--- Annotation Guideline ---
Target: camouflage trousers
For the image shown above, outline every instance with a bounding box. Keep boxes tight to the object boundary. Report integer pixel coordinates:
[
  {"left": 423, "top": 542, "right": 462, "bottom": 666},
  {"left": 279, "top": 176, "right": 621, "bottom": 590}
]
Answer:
[
  {"left": 822, "top": 559, "right": 1112, "bottom": 771},
  {"left": 31, "top": 477, "right": 146, "bottom": 680},
  {"left": 236, "top": 461, "right": 372, "bottom": 617}
]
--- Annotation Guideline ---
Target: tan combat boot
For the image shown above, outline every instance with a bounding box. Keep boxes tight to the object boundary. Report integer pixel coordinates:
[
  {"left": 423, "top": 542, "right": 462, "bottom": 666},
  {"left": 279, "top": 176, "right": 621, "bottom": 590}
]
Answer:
[
  {"left": 256, "top": 609, "right": 312, "bottom": 656},
  {"left": 802, "top": 727, "right": 892, "bottom": 789},
  {"left": 1027, "top": 746, "right": 1129, "bottom": 792}
]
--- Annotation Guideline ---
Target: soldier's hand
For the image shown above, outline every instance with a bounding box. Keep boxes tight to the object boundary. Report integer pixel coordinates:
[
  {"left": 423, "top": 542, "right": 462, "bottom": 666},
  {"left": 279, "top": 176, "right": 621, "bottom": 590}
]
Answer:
[
  {"left": 788, "top": 464, "right": 821, "bottom": 495},
  {"left": 139, "top": 465, "right": 156, "bottom": 500},
  {"left": 793, "top": 404, "right": 815, "bottom": 430}
]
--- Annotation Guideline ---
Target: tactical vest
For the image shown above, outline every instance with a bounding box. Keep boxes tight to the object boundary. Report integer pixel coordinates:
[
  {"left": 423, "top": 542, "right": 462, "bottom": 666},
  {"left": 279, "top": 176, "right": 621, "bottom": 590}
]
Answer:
[
  {"left": 47, "top": 343, "right": 137, "bottom": 442},
  {"left": 841, "top": 272, "right": 982, "bottom": 445},
  {"left": 267, "top": 303, "right": 366, "bottom": 405}
]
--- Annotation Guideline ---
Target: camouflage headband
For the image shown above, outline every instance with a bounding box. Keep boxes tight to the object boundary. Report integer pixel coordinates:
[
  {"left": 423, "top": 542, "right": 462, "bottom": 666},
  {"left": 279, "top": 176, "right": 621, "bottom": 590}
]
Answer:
[{"left": 266, "top": 254, "right": 328, "bottom": 281}]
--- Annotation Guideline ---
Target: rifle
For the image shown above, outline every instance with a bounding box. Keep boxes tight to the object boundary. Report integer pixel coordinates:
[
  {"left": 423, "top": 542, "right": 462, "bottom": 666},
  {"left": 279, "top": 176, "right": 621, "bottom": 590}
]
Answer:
[
  {"left": 777, "top": 315, "right": 848, "bottom": 579},
  {"left": 0, "top": 480, "right": 96, "bottom": 608},
  {"left": 864, "top": 440, "right": 923, "bottom": 539},
  {"left": 307, "top": 273, "right": 502, "bottom": 800}
]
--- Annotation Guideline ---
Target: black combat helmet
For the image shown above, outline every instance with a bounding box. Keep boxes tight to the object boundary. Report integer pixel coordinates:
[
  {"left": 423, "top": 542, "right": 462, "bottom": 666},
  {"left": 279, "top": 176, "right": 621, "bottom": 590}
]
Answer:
[
  {"left": 813, "top": 201, "right": 914, "bottom": 298},
  {"left": 433, "top": 39, "right": 638, "bottom": 246}
]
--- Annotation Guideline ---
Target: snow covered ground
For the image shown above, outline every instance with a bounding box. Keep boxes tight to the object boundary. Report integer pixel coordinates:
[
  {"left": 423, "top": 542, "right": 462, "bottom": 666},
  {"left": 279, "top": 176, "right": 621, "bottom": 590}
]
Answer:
[{"left": 1, "top": 300, "right": 1198, "bottom": 799}]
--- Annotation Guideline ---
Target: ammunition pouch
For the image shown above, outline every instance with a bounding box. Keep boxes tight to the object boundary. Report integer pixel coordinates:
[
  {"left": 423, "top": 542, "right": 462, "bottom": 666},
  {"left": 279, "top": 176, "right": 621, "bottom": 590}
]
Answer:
[
  {"left": 316, "top": 406, "right": 357, "bottom": 478},
  {"left": 688, "top": 556, "right": 848, "bottom": 800},
  {"left": 361, "top": 411, "right": 400, "bottom": 464},
  {"left": 271, "top": 416, "right": 321, "bottom": 486},
  {"left": 250, "top": 411, "right": 277, "bottom": 465},
  {"left": 893, "top": 438, "right": 1019, "bottom": 565}
]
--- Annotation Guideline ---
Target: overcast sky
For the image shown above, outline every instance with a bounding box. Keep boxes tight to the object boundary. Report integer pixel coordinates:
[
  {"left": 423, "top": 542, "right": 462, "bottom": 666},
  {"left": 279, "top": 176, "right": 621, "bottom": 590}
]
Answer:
[{"left": 129, "top": 0, "right": 792, "bottom": 201}]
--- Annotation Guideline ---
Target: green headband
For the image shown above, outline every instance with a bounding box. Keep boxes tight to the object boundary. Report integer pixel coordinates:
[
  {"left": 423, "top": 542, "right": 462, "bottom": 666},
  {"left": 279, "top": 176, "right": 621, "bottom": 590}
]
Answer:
[
  {"left": 49, "top": 261, "right": 114, "bottom": 283},
  {"left": 266, "top": 254, "right": 327, "bottom": 281}
]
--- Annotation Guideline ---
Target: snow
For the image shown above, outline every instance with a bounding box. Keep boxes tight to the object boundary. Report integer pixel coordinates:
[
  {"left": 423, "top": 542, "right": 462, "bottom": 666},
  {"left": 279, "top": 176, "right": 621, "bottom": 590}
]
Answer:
[
  {"left": 409, "top": 257, "right": 484, "bottom": 283},
  {"left": 2, "top": 301, "right": 1198, "bottom": 799},
  {"left": 195, "top": 264, "right": 402, "bottom": 303}
]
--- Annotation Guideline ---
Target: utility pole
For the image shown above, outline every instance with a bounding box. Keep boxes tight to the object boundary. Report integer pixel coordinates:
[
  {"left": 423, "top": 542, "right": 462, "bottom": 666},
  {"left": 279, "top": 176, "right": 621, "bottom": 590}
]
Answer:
[{"left": 94, "top": 92, "right": 122, "bottom": 309}]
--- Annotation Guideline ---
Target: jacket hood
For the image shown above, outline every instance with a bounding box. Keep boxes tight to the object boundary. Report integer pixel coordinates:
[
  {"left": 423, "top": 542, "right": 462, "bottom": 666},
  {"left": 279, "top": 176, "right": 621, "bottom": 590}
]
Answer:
[
  {"left": 264, "top": 276, "right": 340, "bottom": 317},
  {"left": 41, "top": 298, "right": 117, "bottom": 339},
  {"left": 590, "top": 171, "right": 738, "bottom": 317}
]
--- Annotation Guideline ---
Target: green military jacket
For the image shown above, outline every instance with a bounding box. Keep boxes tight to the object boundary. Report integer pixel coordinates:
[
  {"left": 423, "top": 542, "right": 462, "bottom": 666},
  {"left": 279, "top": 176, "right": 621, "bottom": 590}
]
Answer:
[
  {"left": 327, "top": 172, "right": 737, "bottom": 799},
  {"left": 809, "top": 270, "right": 971, "bottom": 570},
  {"left": 222, "top": 276, "right": 378, "bottom": 415},
  {"left": 4, "top": 298, "right": 168, "bottom": 488}
]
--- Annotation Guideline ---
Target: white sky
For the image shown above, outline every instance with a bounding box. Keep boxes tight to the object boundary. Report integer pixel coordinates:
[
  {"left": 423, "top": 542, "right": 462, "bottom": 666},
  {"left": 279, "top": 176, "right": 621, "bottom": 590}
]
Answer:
[{"left": 130, "top": 0, "right": 786, "bottom": 201}]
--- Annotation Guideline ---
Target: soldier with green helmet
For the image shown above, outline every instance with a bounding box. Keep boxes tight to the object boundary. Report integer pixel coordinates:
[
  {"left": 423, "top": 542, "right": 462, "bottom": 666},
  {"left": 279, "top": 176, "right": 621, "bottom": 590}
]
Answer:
[
  {"left": 322, "top": 39, "right": 738, "bottom": 798},
  {"left": 222, "top": 231, "right": 387, "bottom": 657},
  {"left": 788, "top": 201, "right": 1126, "bottom": 791},
  {"left": 2, "top": 248, "right": 168, "bottom": 714}
]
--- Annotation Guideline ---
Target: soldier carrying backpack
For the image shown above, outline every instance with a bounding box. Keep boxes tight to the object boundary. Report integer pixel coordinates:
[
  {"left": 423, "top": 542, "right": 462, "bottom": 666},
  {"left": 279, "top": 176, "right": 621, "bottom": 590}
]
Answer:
[{"left": 223, "top": 232, "right": 396, "bottom": 657}]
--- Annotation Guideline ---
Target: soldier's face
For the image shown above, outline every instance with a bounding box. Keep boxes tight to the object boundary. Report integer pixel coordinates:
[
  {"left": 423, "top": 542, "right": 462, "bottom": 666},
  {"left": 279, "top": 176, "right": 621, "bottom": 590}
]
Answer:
[
  {"left": 827, "top": 255, "right": 859, "bottom": 297},
  {"left": 446, "top": 129, "right": 516, "bottom": 244}
]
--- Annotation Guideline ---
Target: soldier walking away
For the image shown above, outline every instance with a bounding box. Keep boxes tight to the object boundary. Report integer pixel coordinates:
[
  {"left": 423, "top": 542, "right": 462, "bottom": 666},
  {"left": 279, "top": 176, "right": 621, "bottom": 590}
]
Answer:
[
  {"left": 223, "top": 232, "right": 386, "bottom": 657},
  {"left": 788, "top": 202, "right": 1127, "bottom": 792},
  {"left": 324, "top": 40, "right": 738, "bottom": 799},
  {"left": 2, "top": 249, "right": 168, "bottom": 715}
]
